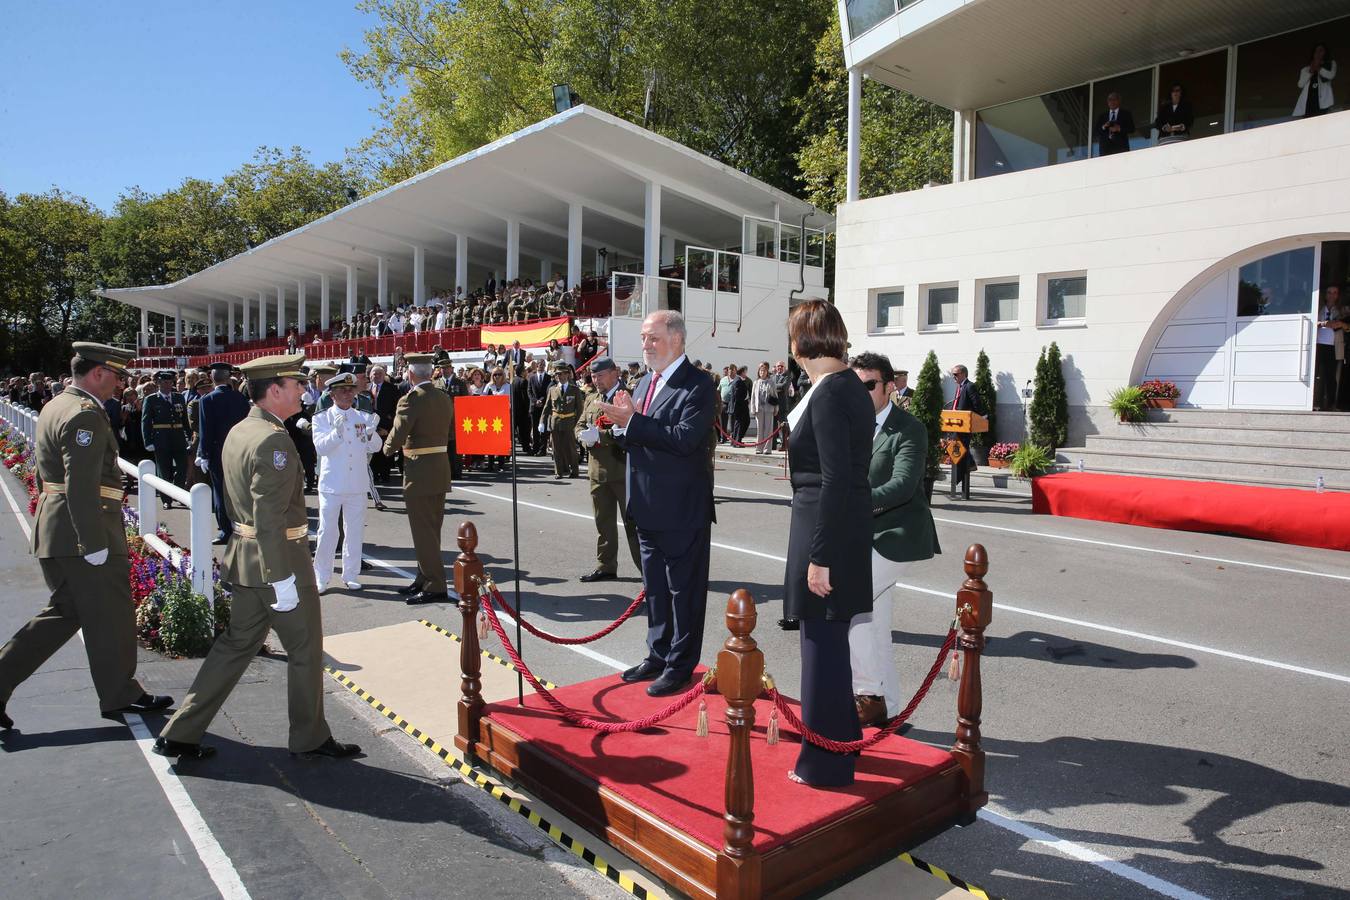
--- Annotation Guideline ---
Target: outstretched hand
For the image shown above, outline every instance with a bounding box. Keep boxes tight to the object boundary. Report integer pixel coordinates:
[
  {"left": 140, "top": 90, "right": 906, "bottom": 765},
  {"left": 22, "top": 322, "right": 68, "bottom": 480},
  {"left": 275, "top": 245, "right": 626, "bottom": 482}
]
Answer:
[{"left": 597, "top": 390, "right": 635, "bottom": 427}]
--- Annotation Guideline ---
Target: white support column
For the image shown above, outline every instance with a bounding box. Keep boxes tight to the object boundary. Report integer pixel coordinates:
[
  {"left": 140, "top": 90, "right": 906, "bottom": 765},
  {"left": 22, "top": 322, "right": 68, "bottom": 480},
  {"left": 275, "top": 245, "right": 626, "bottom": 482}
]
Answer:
[
  {"left": 345, "top": 265, "right": 357, "bottom": 321},
  {"left": 567, "top": 202, "right": 582, "bottom": 290},
  {"left": 243, "top": 295, "right": 251, "bottom": 340},
  {"left": 227, "top": 301, "right": 235, "bottom": 345},
  {"left": 320, "top": 273, "right": 331, "bottom": 330},
  {"left": 505, "top": 219, "right": 520, "bottom": 281},
  {"left": 276, "top": 285, "right": 286, "bottom": 335},
  {"left": 846, "top": 67, "right": 862, "bottom": 203},
  {"left": 140, "top": 307, "right": 149, "bottom": 348},
  {"left": 413, "top": 246, "right": 426, "bottom": 307},
  {"left": 296, "top": 281, "right": 307, "bottom": 334},
  {"left": 377, "top": 256, "right": 389, "bottom": 309},
  {"left": 174, "top": 306, "right": 183, "bottom": 346},
  {"left": 540, "top": 258, "right": 549, "bottom": 283},
  {"left": 258, "top": 291, "right": 267, "bottom": 339},
  {"left": 951, "top": 109, "right": 974, "bottom": 183},
  {"left": 643, "top": 181, "right": 661, "bottom": 277},
  {"left": 207, "top": 304, "right": 216, "bottom": 353},
  {"left": 455, "top": 234, "right": 468, "bottom": 295}
]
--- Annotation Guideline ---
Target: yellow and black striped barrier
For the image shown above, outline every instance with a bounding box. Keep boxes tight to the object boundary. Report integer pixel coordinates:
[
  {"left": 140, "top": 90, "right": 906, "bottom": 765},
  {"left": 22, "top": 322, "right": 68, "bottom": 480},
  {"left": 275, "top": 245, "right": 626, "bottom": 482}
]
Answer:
[
  {"left": 898, "top": 851, "right": 1003, "bottom": 899},
  {"left": 418, "top": 618, "right": 558, "bottom": 690}
]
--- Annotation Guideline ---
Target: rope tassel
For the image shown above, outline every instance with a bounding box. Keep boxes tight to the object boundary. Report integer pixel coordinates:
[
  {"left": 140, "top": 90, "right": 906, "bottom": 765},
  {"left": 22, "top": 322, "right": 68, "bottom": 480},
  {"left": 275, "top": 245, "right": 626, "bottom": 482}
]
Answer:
[
  {"left": 947, "top": 648, "right": 961, "bottom": 682},
  {"left": 477, "top": 609, "right": 489, "bottom": 640},
  {"left": 696, "top": 699, "right": 709, "bottom": 737},
  {"left": 766, "top": 707, "right": 780, "bottom": 746}
]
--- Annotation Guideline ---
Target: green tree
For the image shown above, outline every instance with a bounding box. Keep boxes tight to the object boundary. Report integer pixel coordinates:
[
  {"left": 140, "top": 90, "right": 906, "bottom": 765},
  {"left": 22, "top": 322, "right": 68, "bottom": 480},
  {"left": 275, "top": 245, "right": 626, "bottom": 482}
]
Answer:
[
  {"left": 225, "top": 147, "right": 371, "bottom": 248},
  {"left": 911, "top": 349, "right": 944, "bottom": 480},
  {"left": 972, "top": 348, "right": 997, "bottom": 450},
  {"left": 1029, "top": 342, "right": 1068, "bottom": 451}
]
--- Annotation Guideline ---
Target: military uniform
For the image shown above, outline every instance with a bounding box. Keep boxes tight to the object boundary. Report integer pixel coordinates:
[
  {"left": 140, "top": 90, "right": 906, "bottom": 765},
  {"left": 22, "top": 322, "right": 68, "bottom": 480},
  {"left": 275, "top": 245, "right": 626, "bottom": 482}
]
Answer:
[
  {"left": 542, "top": 369, "right": 583, "bottom": 477},
  {"left": 0, "top": 343, "right": 161, "bottom": 724},
  {"left": 142, "top": 374, "right": 190, "bottom": 507},
  {"left": 578, "top": 362, "right": 641, "bottom": 578},
  {"left": 185, "top": 379, "right": 211, "bottom": 487},
  {"left": 383, "top": 354, "right": 455, "bottom": 601},
  {"left": 159, "top": 353, "right": 350, "bottom": 759}
]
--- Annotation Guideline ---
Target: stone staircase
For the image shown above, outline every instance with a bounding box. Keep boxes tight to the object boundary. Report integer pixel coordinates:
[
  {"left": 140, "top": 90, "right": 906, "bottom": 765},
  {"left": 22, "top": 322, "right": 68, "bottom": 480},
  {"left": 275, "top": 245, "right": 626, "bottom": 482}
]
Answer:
[{"left": 1054, "top": 408, "right": 1350, "bottom": 491}]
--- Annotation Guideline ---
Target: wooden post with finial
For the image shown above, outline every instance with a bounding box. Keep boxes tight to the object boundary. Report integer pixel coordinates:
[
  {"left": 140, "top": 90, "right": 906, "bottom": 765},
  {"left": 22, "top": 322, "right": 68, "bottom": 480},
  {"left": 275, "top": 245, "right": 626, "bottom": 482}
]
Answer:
[
  {"left": 953, "top": 544, "right": 992, "bottom": 822},
  {"left": 455, "top": 521, "right": 486, "bottom": 760},
  {"left": 716, "top": 589, "right": 763, "bottom": 899}
]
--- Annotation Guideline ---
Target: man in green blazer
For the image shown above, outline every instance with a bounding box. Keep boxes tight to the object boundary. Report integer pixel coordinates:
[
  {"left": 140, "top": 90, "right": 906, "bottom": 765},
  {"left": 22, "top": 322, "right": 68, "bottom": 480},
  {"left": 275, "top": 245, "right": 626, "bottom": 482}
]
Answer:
[{"left": 848, "top": 352, "right": 940, "bottom": 729}]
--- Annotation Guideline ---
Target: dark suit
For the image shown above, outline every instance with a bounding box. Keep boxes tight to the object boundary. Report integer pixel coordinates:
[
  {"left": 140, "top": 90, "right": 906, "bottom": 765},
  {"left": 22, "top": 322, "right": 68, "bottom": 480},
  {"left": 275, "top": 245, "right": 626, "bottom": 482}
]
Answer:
[
  {"left": 510, "top": 375, "right": 532, "bottom": 453},
  {"left": 198, "top": 384, "right": 250, "bottom": 538},
  {"left": 729, "top": 376, "right": 751, "bottom": 442},
  {"left": 618, "top": 358, "right": 716, "bottom": 681},
  {"left": 945, "top": 379, "right": 984, "bottom": 498},
  {"left": 1095, "top": 107, "right": 1134, "bottom": 155},
  {"left": 503, "top": 348, "right": 527, "bottom": 378},
  {"left": 527, "top": 371, "right": 552, "bottom": 455},
  {"left": 369, "top": 380, "right": 402, "bottom": 481},
  {"left": 1152, "top": 101, "right": 1194, "bottom": 140}
]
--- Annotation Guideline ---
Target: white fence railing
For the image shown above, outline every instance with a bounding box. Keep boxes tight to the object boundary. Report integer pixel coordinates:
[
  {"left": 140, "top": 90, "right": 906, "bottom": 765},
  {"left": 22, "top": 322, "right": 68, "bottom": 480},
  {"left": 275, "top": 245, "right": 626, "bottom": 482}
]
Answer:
[{"left": 0, "top": 399, "right": 214, "bottom": 605}]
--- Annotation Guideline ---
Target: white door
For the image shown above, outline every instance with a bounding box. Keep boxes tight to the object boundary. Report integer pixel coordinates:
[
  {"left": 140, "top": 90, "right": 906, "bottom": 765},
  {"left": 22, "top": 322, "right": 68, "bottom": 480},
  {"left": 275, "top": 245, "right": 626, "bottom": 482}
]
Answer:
[{"left": 1228, "top": 245, "right": 1317, "bottom": 410}]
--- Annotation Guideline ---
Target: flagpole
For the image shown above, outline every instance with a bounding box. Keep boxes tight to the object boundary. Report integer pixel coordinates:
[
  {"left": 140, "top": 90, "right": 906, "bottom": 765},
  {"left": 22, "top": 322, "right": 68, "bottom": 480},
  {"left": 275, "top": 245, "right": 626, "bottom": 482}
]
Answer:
[{"left": 510, "top": 389, "right": 524, "bottom": 706}]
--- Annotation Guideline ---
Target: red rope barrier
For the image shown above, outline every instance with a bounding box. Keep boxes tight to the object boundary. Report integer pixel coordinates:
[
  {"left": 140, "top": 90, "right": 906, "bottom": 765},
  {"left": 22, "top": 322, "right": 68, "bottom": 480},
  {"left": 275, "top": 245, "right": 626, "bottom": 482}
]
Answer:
[
  {"left": 768, "top": 627, "right": 958, "bottom": 753},
  {"left": 478, "top": 587, "right": 708, "bottom": 733},
  {"left": 488, "top": 586, "right": 645, "bottom": 645},
  {"left": 715, "top": 419, "right": 784, "bottom": 449}
]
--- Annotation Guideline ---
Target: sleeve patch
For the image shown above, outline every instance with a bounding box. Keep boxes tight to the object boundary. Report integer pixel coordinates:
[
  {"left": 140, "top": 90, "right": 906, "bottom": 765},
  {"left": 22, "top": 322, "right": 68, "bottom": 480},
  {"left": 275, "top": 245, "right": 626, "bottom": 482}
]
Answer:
[
  {"left": 273, "top": 450, "right": 288, "bottom": 470},
  {"left": 76, "top": 429, "right": 93, "bottom": 446}
]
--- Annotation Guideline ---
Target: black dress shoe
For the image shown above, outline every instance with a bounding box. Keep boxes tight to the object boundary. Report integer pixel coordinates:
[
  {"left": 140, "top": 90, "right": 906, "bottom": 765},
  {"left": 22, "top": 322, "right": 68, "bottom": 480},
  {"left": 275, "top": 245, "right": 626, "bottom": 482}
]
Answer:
[
  {"left": 0, "top": 701, "right": 12, "bottom": 730},
  {"left": 647, "top": 672, "right": 692, "bottom": 697},
  {"left": 116, "top": 693, "right": 175, "bottom": 714},
  {"left": 579, "top": 570, "right": 616, "bottom": 583},
  {"left": 621, "top": 659, "right": 663, "bottom": 683},
  {"left": 295, "top": 737, "right": 361, "bottom": 759},
  {"left": 778, "top": 618, "right": 800, "bottom": 631},
  {"left": 211, "top": 535, "right": 227, "bottom": 546},
  {"left": 397, "top": 580, "right": 426, "bottom": 596},
  {"left": 374, "top": 502, "right": 388, "bottom": 512},
  {"left": 153, "top": 737, "right": 216, "bottom": 759},
  {"left": 406, "top": 591, "right": 450, "bottom": 606}
]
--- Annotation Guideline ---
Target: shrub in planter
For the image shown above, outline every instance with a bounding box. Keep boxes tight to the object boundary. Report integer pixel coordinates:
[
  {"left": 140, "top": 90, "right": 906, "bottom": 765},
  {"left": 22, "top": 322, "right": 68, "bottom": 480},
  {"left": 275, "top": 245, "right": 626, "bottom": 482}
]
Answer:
[
  {"left": 987, "top": 442, "right": 1019, "bottom": 467},
  {"left": 1107, "top": 385, "right": 1148, "bottom": 423},
  {"left": 1009, "top": 443, "right": 1054, "bottom": 479},
  {"left": 1029, "top": 343, "right": 1068, "bottom": 451},
  {"left": 1138, "top": 380, "right": 1180, "bottom": 408},
  {"left": 972, "top": 349, "right": 997, "bottom": 451},
  {"left": 911, "top": 350, "right": 944, "bottom": 481}
]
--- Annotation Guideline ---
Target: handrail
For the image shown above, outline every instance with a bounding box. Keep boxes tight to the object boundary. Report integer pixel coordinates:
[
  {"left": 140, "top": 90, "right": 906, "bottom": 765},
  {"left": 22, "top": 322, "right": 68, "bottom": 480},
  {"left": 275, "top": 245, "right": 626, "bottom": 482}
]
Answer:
[{"left": 116, "top": 456, "right": 215, "bottom": 605}]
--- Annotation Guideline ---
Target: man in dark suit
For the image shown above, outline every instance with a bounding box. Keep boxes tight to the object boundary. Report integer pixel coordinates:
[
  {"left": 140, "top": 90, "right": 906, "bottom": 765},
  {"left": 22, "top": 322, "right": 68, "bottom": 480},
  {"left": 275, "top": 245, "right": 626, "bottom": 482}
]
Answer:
[
  {"left": 368, "top": 364, "right": 402, "bottom": 483},
  {"left": 1095, "top": 91, "right": 1134, "bottom": 156},
  {"left": 945, "top": 364, "right": 984, "bottom": 500},
  {"left": 510, "top": 366, "right": 532, "bottom": 455},
  {"left": 598, "top": 310, "right": 716, "bottom": 697},
  {"left": 729, "top": 366, "right": 751, "bottom": 443},
  {"left": 504, "top": 340, "right": 528, "bottom": 378},
  {"left": 196, "top": 362, "right": 250, "bottom": 543},
  {"left": 526, "top": 360, "right": 552, "bottom": 455}
]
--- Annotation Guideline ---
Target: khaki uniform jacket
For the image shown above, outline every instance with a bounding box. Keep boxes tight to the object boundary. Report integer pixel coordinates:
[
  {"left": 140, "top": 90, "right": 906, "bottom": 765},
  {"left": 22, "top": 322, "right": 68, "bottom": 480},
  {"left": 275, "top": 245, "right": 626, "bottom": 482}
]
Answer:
[
  {"left": 221, "top": 407, "right": 314, "bottom": 588},
  {"left": 543, "top": 382, "right": 583, "bottom": 431},
  {"left": 580, "top": 388, "right": 627, "bottom": 485},
  {"left": 32, "top": 387, "right": 126, "bottom": 559},
  {"left": 383, "top": 382, "right": 453, "bottom": 496}
]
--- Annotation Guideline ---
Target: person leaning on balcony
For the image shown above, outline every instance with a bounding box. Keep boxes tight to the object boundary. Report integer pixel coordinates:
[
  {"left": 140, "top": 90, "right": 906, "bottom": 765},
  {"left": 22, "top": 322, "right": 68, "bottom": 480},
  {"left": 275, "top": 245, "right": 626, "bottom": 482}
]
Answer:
[
  {"left": 1295, "top": 43, "right": 1337, "bottom": 118},
  {"left": 1152, "top": 83, "right": 1194, "bottom": 144},
  {"left": 1095, "top": 92, "right": 1135, "bottom": 155},
  {"left": 1315, "top": 283, "right": 1348, "bottom": 411}
]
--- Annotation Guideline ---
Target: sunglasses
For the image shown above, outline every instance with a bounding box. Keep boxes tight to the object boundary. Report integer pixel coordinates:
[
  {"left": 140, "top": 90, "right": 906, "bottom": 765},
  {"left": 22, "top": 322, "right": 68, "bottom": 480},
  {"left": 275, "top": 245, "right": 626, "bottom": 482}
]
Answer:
[{"left": 860, "top": 379, "right": 880, "bottom": 391}]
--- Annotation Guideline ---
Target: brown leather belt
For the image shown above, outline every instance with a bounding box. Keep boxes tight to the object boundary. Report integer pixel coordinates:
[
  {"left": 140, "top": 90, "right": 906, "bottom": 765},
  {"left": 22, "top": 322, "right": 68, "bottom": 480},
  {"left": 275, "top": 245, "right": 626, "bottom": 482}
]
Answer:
[
  {"left": 403, "top": 446, "right": 447, "bottom": 458},
  {"left": 233, "top": 523, "right": 308, "bottom": 541},
  {"left": 41, "top": 483, "right": 123, "bottom": 501}
]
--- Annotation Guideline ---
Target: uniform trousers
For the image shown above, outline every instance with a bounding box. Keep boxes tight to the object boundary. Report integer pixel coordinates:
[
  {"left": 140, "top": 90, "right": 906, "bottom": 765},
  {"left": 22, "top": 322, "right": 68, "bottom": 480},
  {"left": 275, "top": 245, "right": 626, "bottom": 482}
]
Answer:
[
  {"left": 160, "top": 583, "right": 330, "bottom": 753},
  {"left": 405, "top": 493, "right": 447, "bottom": 592},
  {"left": 847, "top": 549, "right": 906, "bottom": 717},
  {"left": 208, "top": 462, "right": 232, "bottom": 539},
  {"left": 551, "top": 423, "right": 579, "bottom": 476},
  {"left": 754, "top": 407, "right": 776, "bottom": 454},
  {"left": 590, "top": 477, "right": 641, "bottom": 575},
  {"left": 0, "top": 556, "right": 145, "bottom": 713},
  {"left": 313, "top": 491, "right": 367, "bottom": 586},
  {"left": 796, "top": 617, "right": 862, "bottom": 786},
  {"left": 153, "top": 445, "right": 187, "bottom": 493}
]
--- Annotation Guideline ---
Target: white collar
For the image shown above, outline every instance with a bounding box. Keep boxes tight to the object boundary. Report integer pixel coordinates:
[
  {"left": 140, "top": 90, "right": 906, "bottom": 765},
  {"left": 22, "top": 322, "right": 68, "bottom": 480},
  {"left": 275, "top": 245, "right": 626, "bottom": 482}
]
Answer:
[
  {"left": 874, "top": 402, "right": 892, "bottom": 433},
  {"left": 652, "top": 354, "right": 687, "bottom": 382}
]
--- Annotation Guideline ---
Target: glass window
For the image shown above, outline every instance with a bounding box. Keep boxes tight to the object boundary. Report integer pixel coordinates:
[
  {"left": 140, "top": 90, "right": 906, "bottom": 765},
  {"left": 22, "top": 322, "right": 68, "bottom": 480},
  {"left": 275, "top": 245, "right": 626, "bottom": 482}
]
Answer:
[
  {"left": 874, "top": 290, "right": 903, "bottom": 330},
  {"left": 779, "top": 224, "right": 801, "bottom": 264},
  {"left": 1091, "top": 68, "right": 1154, "bottom": 155},
  {"left": 744, "top": 220, "right": 776, "bottom": 259},
  {"left": 1046, "top": 275, "right": 1087, "bottom": 320},
  {"left": 975, "top": 85, "right": 1089, "bottom": 178},
  {"left": 1237, "top": 247, "right": 1314, "bottom": 317},
  {"left": 926, "top": 285, "right": 958, "bottom": 326},
  {"left": 717, "top": 252, "right": 740, "bottom": 294},
  {"left": 806, "top": 229, "right": 825, "bottom": 267},
  {"left": 1156, "top": 50, "right": 1228, "bottom": 143},
  {"left": 983, "top": 281, "right": 1019, "bottom": 323},
  {"left": 1236, "top": 17, "right": 1350, "bottom": 130},
  {"left": 845, "top": 0, "right": 896, "bottom": 40},
  {"left": 685, "top": 248, "right": 714, "bottom": 291}
]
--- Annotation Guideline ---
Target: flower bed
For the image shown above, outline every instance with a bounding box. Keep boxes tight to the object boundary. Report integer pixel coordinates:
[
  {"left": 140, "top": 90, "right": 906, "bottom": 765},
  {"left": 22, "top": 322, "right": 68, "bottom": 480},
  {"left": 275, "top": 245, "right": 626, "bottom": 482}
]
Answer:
[
  {"left": 987, "top": 442, "right": 1019, "bottom": 468},
  {"left": 1138, "top": 380, "right": 1180, "bottom": 408}
]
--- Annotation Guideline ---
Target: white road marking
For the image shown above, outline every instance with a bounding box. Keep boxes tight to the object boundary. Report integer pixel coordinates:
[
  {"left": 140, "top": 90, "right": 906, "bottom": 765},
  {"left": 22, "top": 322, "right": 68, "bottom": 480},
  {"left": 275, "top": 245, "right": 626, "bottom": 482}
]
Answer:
[
  {"left": 978, "top": 806, "right": 1211, "bottom": 900},
  {"left": 123, "top": 714, "right": 253, "bottom": 900},
  {"left": 713, "top": 483, "right": 1350, "bottom": 585}
]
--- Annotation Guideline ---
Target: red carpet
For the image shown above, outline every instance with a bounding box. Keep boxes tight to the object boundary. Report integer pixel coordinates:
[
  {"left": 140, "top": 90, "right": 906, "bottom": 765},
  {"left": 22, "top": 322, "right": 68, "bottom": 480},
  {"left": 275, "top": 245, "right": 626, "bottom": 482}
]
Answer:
[
  {"left": 483, "top": 674, "right": 955, "bottom": 853},
  {"left": 1032, "top": 472, "right": 1350, "bottom": 552}
]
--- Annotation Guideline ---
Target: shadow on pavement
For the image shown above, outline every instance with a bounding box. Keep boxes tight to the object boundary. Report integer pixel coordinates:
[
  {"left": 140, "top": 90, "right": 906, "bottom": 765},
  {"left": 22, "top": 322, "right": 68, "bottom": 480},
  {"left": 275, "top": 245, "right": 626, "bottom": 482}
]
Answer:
[{"left": 894, "top": 629, "right": 1197, "bottom": 671}]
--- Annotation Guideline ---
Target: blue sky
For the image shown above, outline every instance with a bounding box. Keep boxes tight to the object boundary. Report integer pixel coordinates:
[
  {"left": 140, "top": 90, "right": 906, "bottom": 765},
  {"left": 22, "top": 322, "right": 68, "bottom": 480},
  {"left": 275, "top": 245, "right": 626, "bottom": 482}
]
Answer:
[{"left": 0, "top": 1, "right": 385, "bottom": 211}]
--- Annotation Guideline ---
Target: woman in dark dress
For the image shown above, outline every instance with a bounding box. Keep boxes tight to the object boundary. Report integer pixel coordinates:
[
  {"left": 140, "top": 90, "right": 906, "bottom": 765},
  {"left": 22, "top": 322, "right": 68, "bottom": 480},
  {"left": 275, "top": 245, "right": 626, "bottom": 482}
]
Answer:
[
  {"left": 783, "top": 299, "right": 875, "bottom": 787},
  {"left": 1152, "top": 83, "right": 1194, "bottom": 144}
]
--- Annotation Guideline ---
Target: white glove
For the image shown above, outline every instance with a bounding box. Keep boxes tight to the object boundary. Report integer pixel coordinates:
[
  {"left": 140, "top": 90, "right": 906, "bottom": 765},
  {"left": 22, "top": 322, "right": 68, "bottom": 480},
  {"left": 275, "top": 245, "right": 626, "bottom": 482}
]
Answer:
[
  {"left": 145, "top": 443, "right": 155, "bottom": 451},
  {"left": 269, "top": 574, "right": 300, "bottom": 612},
  {"left": 579, "top": 425, "right": 600, "bottom": 447},
  {"left": 297, "top": 418, "right": 311, "bottom": 431},
  {"left": 197, "top": 458, "right": 209, "bottom": 473},
  {"left": 83, "top": 548, "right": 109, "bottom": 566}
]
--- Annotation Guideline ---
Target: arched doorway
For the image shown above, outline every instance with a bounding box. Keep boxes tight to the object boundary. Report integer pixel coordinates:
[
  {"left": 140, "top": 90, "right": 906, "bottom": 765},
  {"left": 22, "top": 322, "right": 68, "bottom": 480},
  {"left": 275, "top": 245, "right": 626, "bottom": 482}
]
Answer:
[{"left": 1137, "top": 235, "right": 1350, "bottom": 410}]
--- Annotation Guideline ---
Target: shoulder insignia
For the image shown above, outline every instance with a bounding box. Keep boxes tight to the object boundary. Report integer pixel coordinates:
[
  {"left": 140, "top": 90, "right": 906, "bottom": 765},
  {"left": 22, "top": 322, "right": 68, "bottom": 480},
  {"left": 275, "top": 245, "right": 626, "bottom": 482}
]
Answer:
[
  {"left": 273, "top": 450, "right": 288, "bottom": 470},
  {"left": 76, "top": 428, "right": 93, "bottom": 446},
  {"left": 80, "top": 400, "right": 98, "bottom": 411}
]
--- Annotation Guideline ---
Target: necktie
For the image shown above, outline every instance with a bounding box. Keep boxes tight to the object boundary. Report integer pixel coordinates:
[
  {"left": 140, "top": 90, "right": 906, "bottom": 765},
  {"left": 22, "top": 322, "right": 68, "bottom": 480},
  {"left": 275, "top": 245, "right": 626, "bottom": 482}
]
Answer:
[
  {"left": 1110, "top": 109, "right": 1116, "bottom": 123},
  {"left": 642, "top": 373, "right": 662, "bottom": 414}
]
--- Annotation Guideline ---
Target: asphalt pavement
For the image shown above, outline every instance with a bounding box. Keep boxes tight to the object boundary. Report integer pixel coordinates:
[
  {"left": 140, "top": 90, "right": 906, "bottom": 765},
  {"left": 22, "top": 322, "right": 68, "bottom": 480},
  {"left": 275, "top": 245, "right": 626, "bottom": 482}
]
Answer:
[{"left": 2, "top": 449, "right": 1348, "bottom": 899}]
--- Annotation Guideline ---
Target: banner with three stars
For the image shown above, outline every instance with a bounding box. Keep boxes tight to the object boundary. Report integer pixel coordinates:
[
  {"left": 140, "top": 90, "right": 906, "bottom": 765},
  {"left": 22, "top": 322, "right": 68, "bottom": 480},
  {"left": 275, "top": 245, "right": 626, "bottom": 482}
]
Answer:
[{"left": 454, "top": 394, "right": 513, "bottom": 455}]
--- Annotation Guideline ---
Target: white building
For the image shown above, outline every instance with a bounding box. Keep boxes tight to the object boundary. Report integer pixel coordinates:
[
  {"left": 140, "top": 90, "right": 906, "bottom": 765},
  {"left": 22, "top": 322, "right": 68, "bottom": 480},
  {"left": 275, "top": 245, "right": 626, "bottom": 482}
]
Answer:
[{"left": 835, "top": 3, "right": 1350, "bottom": 448}]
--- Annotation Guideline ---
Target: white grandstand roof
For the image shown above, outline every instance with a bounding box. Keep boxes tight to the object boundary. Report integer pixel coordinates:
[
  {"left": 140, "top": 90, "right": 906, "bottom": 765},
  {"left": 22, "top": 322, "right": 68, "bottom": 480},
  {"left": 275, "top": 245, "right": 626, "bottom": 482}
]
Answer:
[{"left": 100, "top": 105, "right": 832, "bottom": 323}]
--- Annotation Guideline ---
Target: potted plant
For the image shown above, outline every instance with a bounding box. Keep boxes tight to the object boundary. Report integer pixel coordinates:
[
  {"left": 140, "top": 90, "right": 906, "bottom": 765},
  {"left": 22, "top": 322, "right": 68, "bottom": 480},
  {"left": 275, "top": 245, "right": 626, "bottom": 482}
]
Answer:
[
  {"left": 1138, "top": 379, "right": 1180, "bottom": 408},
  {"left": 987, "top": 442, "right": 1018, "bottom": 469},
  {"left": 1008, "top": 443, "right": 1053, "bottom": 479},
  {"left": 1107, "top": 385, "right": 1148, "bottom": 423}
]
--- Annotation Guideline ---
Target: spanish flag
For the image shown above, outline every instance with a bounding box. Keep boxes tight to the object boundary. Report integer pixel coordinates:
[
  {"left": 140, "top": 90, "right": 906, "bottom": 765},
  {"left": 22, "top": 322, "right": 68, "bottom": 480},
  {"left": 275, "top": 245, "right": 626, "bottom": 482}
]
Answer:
[
  {"left": 455, "top": 394, "right": 513, "bottom": 455},
  {"left": 480, "top": 315, "right": 571, "bottom": 349}
]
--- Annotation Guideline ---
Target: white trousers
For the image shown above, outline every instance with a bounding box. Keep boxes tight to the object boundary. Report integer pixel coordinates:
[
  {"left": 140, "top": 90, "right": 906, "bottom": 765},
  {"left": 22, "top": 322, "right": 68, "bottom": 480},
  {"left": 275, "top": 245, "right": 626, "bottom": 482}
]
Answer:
[
  {"left": 848, "top": 549, "right": 906, "bottom": 716},
  {"left": 313, "top": 491, "right": 367, "bottom": 585}
]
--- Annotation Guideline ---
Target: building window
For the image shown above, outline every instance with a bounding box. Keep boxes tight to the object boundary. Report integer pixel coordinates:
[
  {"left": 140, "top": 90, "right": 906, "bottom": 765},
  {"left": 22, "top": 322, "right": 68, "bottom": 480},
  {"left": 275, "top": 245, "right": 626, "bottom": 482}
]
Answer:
[
  {"left": 1237, "top": 246, "right": 1315, "bottom": 317},
  {"left": 1042, "top": 274, "right": 1087, "bottom": 323},
  {"left": 980, "top": 280, "right": 1019, "bottom": 325},
  {"left": 924, "top": 284, "right": 959, "bottom": 328},
  {"left": 1091, "top": 67, "right": 1155, "bottom": 155},
  {"left": 779, "top": 224, "right": 802, "bottom": 264},
  {"left": 1156, "top": 49, "right": 1229, "bottom": 143},
  {"left": 975, "top": 85, "right": 1089, "bottom": 178},
  {"left": 844, "top": 0, "right": 897, "bottom": 40},
  {"left": 872, "top": 289, "right": 904, "bottom": 331},
  {"left": 1235, "top": 16, "right": 1350, "bottom": 131},
  {"left": 744, "top": 219, "right": 776, "bottom": 259}
]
